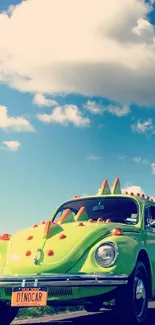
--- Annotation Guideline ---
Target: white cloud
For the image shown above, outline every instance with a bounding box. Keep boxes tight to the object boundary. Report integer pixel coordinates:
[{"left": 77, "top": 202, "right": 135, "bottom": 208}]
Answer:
[
  {"left": 83, "top": 100, "right": 130, "bottom": 117},
  {"left": 131, "top": 118, "right": 154, "bottom": 134},
  {"left": 86, "top": 155, "right": 101, "bottom": 161},
  {"left": 37, "top": 105, "right": 91, "bottom": 127},
  {"left": 132, "top": 156, "right": 149, "bottom": 164},
  {"left": 33, "top": 93, "right": 58, "bottom": 107},
  {"left": 107, "top": 105, "right": 130, "bottom": 117},
  {"left": 151, "top": 162, "right": 155, "bottom": 174},
  {"left": 0, "top": 0, "right": 155, "bottom": 106},
  {"left": 0, "top": 106, "right": 35, "bottom": 132},
  {"left": 122, "top": 185, "right": 144, "bottom": 194},
  {"left": 1, "top": 140, "right": 21, "bottom": 151},
  {"left": 83, "top": 101, "right": 103, "bottom": 115}
]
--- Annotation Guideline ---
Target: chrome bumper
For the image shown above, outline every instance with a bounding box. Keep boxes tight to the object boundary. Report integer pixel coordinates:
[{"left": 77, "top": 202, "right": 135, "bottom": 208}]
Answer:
[{"left": 0, "top": 273, "right": 128, "bottom": 288}]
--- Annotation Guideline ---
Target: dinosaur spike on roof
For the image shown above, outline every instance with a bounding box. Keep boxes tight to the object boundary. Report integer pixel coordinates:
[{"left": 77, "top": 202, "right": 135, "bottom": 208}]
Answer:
[
  {"left": 111, "top": 177, "right": 122, "bottom": 194},
  {"left": 98, "top": 179, "right": 111, "bottom": 195}
]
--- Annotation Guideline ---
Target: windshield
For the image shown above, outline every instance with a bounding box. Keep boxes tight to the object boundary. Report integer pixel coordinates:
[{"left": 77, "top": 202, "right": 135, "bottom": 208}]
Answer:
[{"left": 53, "top": 197, "right": 139, "bottom": 225}]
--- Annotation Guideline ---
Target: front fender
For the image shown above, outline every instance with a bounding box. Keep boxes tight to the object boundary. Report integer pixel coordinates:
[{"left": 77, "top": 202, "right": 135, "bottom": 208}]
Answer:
[{"left": 69, "top": 233, "right": 146, "bottom": 276}]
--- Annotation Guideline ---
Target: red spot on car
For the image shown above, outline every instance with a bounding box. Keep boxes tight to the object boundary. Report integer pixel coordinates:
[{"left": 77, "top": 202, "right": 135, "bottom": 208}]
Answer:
[
  {"left": 27, "top": 236, "right": 33, "bottom": 240},
  {"left": 59, "top": 234, "right": 66, "bottom": 239},
  {"left": 26, "top": 250, "right": 31, "bottom": 256},
  {"left": 97, "top": 218, "right": 103, "bottom": 222},
  {"left": 47, "top": 250, "right": 54, "bottom": 256},
  {"left": 88, "top": 218, "right": 94, "bottom": 223},
  {"left": 78, "top": 222, "right": 84, "bottom": 226}
]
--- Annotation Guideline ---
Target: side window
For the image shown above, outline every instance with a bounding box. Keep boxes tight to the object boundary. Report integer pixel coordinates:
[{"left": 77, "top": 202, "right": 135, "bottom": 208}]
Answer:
[
  {"left": 150, "top": 206, "right": 155, "bottom": 220},
  {"left": 144, "top": 207, "right": 150, "bottom": 226},
  {"left": 144, "top": 205, "right": 155, "bottom": 227},
  {"left": 150, "top": 206, "right": 155, "bottom": 227}
]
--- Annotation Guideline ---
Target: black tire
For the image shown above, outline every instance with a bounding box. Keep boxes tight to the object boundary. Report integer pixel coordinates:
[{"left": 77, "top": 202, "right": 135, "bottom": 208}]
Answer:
[
  {"left": 115, "top": 261, "right": 148, "bottom": 325},
  {"left": 0, "top": 301, "right": 18, "bottom": 325},
  {"left": 84, "top": 301, "right": 102, "bottom": 312}
]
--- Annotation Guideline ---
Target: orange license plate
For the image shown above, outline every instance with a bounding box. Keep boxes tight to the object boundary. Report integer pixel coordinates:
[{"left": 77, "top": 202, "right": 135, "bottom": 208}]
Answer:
[{"left": 11, "top": 287, "right": 48, "bottom": 307}]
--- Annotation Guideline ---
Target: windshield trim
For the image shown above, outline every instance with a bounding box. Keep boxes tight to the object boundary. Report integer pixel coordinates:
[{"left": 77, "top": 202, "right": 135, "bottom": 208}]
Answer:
[{"left": 52, "top": 195, "right": 140, "bottom": 225}]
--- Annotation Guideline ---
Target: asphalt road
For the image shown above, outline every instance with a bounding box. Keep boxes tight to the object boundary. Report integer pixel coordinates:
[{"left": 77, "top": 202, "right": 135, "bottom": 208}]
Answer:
[{"left": 12, "top": 302, "right": 155, "bottom": 325}]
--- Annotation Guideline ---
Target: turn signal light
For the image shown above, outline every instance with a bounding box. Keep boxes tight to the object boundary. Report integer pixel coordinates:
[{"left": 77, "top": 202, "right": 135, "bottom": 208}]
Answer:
[
  {"left": 112, "top": 228, "right": 123, "bottom": 236},
  {"left": 0, "top": 234, "right": 11, "bottom": 240}
]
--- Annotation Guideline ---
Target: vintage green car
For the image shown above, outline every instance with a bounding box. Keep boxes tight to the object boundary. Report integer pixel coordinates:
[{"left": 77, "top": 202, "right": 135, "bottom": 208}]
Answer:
[{"left": 0, "top": 177, "right": 155, "bottom": 324}]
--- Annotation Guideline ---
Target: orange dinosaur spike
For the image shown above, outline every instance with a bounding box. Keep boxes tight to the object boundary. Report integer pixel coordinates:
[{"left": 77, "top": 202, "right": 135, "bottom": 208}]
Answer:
[
  {"left": 57, "top": 209, "right": 74, "bottom": 224},
  {"left": 98, "top": 180, "right": 111, "bottom": 195},
  {"left": 75, "top": 207, "right": 89, "bottom": 221},
  {"left": 111, "top": 177, "right": 122, "bottom": 194},
  {"left": 43, "top": 221, "right": 51, "bottom": 238}
]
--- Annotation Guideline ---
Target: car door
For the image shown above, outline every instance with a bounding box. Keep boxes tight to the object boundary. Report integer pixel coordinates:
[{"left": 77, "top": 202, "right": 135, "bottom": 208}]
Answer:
[{"left": 143, "top": 204, "right": 155, "bottom": 291}]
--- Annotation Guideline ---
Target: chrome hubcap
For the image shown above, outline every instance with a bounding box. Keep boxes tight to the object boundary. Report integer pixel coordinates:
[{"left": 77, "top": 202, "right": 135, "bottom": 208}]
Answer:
[{"left": 135, "top": 279, "right": 146, "bottom": 318}]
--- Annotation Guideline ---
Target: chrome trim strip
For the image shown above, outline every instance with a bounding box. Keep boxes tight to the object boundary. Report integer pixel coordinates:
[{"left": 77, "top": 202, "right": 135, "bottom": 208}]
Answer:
[{"left": 0, "top": 273, "right": 128, "bottom": 288}]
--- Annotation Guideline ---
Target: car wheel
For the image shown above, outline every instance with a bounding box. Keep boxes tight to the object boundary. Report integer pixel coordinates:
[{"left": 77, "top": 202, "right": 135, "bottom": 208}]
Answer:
[
  {"left": 0, "top": 301, "right": 18, "bottom": 325},
  {"left": 115, "top": 261, "right": 148, "bottom": 325}
]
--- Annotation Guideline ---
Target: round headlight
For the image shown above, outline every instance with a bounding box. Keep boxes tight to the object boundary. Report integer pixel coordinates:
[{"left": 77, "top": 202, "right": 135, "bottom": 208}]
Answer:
[{"left": 95, "top": 242, "right": 119, "bottom": 268}]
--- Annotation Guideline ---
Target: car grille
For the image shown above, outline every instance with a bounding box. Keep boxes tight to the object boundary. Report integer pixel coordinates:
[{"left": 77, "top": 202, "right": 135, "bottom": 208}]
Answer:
[
  {"left": 5, "top": 288, "right": 12, "bottom": 296},
  {"left": 48, "top": 287, "right": 73, "bottom": 296}
]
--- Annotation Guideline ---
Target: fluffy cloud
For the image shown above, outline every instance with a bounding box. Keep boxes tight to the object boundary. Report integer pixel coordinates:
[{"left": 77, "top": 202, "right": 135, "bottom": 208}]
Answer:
[
  {"left": 122, "top": 185, "right": 144, "bottom": 194},
  {"left": 33, "top": 93, "right": 58, "bottom": 107},
  {"left": 0, "top": 0, "right": 155, "bottom": 106},
  {"left": 1, "top": 140, "right": 21, "bottom": 151},
  {"left": 132, "top": 156, "right": 149, "bottom": 164},
  {"left": 37, "top": 105, "right": 91, "bottom": 127},
  {"left": 83, "top": 101, "right": 103, "bottom": 115},
  {"left": 131, "top": 118, "right": 154, "bottom": 133},
  {"left": 0, "top": 106, "right": 35, "bottom": 132},
  {"left": 84, "top": 100, "right": 130, "bottom": 117},
  {"left": 107, "top": 105, "right": 130, "bottom": 117}
]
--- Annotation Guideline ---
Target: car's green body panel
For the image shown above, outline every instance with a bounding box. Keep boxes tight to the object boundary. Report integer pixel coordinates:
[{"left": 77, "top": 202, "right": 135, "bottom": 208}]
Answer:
[
  {"left": 1, "top": 177, "right": 155, "bottom": 305},
  {"left": 1, "top": 222, "right": 141, "bottom": 276}
]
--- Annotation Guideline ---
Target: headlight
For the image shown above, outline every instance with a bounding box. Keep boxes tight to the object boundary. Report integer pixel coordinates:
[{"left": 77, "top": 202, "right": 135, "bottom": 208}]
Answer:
[{"left": 95, "top": 242, "right": 119, "bottom": 268}]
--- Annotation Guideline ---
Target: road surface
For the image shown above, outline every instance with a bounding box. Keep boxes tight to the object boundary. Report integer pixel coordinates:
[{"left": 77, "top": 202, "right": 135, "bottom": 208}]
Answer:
[{"left": 12, "top": 302, "right": 155, "bottom": 325}]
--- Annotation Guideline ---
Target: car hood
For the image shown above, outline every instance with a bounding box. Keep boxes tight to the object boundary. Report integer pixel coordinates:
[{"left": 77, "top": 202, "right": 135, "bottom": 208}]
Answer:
[{"left": 1, "top": 221, "right": 138, "bottom": 275}]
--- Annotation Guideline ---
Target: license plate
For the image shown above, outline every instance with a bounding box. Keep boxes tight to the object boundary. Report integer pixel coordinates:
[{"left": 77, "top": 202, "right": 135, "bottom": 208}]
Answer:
[{"left": 11, "top": 287, "right": 48, "bottom": 307}]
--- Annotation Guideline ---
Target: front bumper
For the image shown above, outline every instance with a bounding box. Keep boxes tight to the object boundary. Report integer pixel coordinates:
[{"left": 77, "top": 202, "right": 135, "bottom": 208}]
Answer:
[{"left": 0, "top": 273, "right": 128, "bottom": 288}]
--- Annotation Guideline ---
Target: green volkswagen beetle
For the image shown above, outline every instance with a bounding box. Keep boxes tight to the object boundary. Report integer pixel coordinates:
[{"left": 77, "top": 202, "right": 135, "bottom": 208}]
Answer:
[{"left": 0, "top": 177, "right": 155, "bottom": 324}]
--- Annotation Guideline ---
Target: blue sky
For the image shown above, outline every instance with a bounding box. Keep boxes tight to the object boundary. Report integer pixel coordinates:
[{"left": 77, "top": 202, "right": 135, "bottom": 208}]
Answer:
[{"left": 0, "top": 0, "right": 155, "bottom": 233}]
